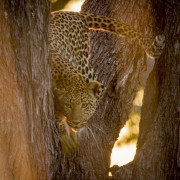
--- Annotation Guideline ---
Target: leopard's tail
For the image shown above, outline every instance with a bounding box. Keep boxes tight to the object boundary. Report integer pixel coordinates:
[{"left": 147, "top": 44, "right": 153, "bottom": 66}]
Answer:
[
  {"left": 83, "top": 13, "right": 141, "bottom": 39},
  {"left": 81, "top": 12, "right": 165, "bottom": 59}
]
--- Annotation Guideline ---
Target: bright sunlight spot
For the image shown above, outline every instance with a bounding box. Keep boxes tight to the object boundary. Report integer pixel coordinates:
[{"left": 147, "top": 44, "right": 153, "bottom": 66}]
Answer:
[
  {"left": 63, "top": 0, "right": 85, "bottom": 12},
  {"left": 111, "top": 143, "right": 136, "bottom": 167},
  {"left": 110, "top": 115, "right": 139, "bottom": 167},
  {"left": 110, "top": 89, "right": 142, "bottom": 167}
]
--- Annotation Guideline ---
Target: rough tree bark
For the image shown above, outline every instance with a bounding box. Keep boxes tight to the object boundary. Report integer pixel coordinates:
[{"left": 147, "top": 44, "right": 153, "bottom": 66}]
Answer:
[
  {"left": 110, "top": 1, "right": 180, "bottom": 180},
  {"left": 58, "top": 0, "right": 179, "bottom": 180},
  {"left": 0, "top": 0, "right": 61, "bottom": 179},
  {"left": 132, "top": 0, "right": 180, "bottom": 179}
]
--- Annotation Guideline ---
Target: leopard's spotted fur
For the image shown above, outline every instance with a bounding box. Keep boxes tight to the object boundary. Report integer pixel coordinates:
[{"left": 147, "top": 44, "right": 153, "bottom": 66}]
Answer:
[
  {"left": 49, "top": 11, "right": 165, "bottom": 130},
  {"left": 51, "top": 53, "right": 102, "bottom": 130}
]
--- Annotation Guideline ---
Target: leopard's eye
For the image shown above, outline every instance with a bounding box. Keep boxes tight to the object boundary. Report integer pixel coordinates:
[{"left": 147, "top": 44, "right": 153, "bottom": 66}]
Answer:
[
  {"left": 64, "top": 103, "right": 71, "bottom": 109},
  {"left": 81, "top": 104, "right": 88, "bottom": 109}
]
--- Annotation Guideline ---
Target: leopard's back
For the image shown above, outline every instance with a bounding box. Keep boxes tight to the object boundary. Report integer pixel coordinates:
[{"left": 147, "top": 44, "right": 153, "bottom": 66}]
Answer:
[
  {"left": 50, "top": 11, "right": 95, "bottom": 82},
  {"left": 50, "top": 11, "right": 165, "bottom": 83}
]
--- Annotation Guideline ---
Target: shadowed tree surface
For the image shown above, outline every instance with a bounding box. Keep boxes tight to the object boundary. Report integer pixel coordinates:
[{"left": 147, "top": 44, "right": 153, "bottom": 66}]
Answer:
[
  {"left": 0, "top": 0, "right": 61, "bottom": 179},
  {"left": 110, "top": 1, "right": 180, "bottom": 179},
  {"left": 131, "top": 0, "right": 180, "bottom": 179}
]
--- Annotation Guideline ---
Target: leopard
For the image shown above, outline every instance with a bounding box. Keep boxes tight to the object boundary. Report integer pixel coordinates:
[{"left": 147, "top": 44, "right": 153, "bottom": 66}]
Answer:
[
  {"left": 49, "top": 11, "right": 165, "bottom": 132},
  {"left": 51, "top": 52, "right": 102, "bottom": 131}
]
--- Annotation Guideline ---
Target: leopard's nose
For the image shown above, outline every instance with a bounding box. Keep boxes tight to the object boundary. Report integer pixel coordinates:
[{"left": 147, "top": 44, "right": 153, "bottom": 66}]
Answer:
[
  {"left": 72, "top": 120, "right": 80, "bottom": 125},
  {"left": 67, "top": 120, "right": 81, "bottom": 128}
]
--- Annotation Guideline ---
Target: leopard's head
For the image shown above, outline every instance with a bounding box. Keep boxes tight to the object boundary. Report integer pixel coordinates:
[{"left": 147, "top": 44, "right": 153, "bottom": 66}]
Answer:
[{"left": 54, "top": 80, "right": 103, "bottom": 131}]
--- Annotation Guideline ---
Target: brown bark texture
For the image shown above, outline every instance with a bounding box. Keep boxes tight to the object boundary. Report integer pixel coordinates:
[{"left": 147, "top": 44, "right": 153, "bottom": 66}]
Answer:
[
  {"left": 132, "top": 0, "right": 180, "bottom": 179},
  {"left": 0, "top": 0, "right": 61, "bottom": 179},
  {"left": 57, "top": 0, "right": 180, "bottom": 180},
  {"left": 111, "top": 0, "right": 180, "bottom": 180}
]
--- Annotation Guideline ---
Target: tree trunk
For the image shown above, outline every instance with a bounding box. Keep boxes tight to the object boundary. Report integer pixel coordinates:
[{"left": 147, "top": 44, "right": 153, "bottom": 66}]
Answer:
[
  {"left": 132, "top": 0, "right": 180, "bottom": 179},
  {"left": 0, "top": 1, "right": 61, "bottom": 179},
  {"left": 58, "top": 0, "right": 179, "bottom": 179}
]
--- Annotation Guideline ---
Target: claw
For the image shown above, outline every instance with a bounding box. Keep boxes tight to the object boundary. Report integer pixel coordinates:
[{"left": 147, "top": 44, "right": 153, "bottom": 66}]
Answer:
[
  {"left": 156, "top": 34, "right": 165, "bottom": 45},
  {"left": 150, "top": 34, "right": 165, "bottom": 59},
  {"left": 155, "top": 35, "right": 165, "bottom": 51}
]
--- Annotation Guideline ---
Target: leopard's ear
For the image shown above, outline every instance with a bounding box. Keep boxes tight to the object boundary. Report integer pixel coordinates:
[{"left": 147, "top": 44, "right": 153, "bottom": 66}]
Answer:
[{"left": 87, "top": 80, "right": 104, "bottom": 99}]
